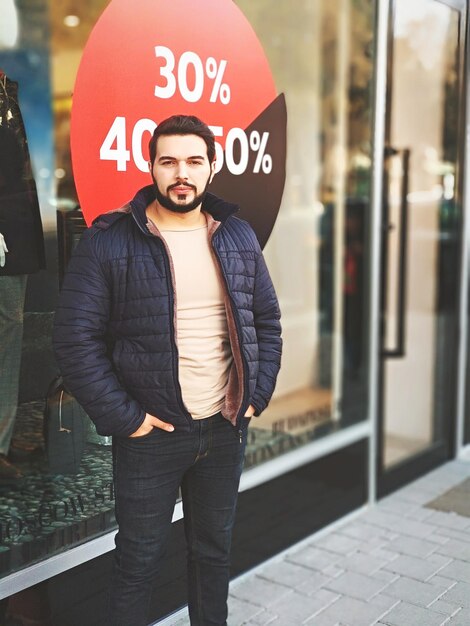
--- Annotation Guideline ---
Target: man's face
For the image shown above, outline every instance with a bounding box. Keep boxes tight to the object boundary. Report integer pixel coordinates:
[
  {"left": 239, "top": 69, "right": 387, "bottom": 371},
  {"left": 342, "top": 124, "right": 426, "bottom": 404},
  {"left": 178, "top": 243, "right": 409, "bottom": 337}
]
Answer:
[{"left": 150, "top": 134, "right": 215, "bottom": 213}]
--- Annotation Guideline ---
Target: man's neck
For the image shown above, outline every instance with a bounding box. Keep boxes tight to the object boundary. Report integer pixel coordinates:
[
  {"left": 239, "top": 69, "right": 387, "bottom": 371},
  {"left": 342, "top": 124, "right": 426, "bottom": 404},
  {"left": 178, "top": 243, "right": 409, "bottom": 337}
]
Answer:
[{"left": 146, "top": 200, "right": 206, "bottom": 231}]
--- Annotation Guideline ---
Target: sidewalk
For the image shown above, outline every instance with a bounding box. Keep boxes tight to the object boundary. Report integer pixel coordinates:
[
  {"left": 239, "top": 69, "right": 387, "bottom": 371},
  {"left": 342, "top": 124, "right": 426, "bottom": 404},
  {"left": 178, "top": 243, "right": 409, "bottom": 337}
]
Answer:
[{"left": 166, "top": 458, "right": 470, "bottom": 626}]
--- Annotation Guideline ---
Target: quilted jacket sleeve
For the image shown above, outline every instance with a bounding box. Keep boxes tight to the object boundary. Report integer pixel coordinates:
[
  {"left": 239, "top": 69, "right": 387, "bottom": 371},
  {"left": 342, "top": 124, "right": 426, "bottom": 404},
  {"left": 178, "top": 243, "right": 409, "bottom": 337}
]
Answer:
[
  {"left": 250, "top": 245, "right": 282, "bottom": 416},
  {"left": 52, "top": 230, "right": 146, "bottom": 437}
]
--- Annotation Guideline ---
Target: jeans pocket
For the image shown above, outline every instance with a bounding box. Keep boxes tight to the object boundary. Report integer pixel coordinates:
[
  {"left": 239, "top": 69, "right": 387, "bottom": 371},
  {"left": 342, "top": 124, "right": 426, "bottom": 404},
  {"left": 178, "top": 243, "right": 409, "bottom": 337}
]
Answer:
[{"left": 127, "top": 427, "right": 156, "bottom": 441}]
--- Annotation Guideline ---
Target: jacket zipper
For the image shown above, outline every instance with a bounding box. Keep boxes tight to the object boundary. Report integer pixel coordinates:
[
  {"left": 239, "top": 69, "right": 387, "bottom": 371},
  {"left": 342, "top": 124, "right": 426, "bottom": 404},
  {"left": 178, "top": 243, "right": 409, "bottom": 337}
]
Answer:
[
  {"left": 211, "top": 230, "right": 249, "bottom": 433},
  {"left": 158, "top": 239, "right": 193, "bottom": 427},
  {"left": 130, "top": 206, "right": 192, "bottom": 425}
]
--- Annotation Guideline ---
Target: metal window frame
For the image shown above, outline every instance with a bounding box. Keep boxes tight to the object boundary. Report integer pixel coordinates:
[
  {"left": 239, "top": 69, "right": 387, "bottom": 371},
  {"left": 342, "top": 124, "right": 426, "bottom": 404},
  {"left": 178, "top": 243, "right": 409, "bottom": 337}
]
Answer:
[
  {"left": 367, "top": 0, "right": 390, "bottom": 505},
  {"left": 456, "top": 0, "right": 470, "bottom": 458}
]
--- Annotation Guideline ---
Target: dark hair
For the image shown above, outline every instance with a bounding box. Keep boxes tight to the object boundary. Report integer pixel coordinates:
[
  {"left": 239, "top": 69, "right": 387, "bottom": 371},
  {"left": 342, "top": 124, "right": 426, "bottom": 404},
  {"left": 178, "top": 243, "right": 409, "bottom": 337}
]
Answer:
[{"left": 149, "top": 115, "right": 215, "bottom": 166}]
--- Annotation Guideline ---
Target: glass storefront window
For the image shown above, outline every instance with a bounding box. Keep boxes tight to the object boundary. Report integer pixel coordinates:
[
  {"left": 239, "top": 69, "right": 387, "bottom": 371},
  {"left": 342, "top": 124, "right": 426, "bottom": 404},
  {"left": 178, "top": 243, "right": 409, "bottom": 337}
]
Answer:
[
  {"left": 0, "top": 0, "right": 375, "bottom": 578},
  {"left": 237, "top": 0, "right": 375, "bottom": 468}
]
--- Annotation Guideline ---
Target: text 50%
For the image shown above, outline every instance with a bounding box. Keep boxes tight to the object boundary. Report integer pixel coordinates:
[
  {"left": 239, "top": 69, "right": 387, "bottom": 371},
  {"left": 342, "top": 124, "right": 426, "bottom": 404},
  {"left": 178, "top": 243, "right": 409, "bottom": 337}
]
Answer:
[
  {"left": 211, "top": 127, "right": 272, "bottom": 175},
  {"left": 155, "top": 46, "right": 230, "bottom": 105}
]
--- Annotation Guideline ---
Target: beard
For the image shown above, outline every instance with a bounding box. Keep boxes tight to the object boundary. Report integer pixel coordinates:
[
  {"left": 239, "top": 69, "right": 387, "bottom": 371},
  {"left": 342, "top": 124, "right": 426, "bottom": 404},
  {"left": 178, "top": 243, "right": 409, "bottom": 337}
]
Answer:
[{"left": 152, "top": 174, "right": 211, "bottom": 214}]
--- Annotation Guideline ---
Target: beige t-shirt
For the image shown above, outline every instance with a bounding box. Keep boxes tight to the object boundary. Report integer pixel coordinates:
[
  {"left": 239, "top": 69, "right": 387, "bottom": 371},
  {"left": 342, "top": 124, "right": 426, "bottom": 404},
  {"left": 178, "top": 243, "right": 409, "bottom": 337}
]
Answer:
[{"left": 160, "top": 225, "right": 233, "bottom": 419}]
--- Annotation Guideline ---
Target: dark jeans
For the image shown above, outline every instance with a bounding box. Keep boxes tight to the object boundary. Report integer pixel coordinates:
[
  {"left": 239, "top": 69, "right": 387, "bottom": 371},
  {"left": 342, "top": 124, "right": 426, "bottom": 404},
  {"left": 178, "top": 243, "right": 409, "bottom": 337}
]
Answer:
[{"left": 108, "top": 412, "right": 250, "bottom": 626}]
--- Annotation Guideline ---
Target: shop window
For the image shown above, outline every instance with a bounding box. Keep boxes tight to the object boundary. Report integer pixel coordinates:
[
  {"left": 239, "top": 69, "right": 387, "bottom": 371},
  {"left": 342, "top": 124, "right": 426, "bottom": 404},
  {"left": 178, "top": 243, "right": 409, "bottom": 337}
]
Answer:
[{"left": 0, "top": 0, "right": 375, "bottom": 578}]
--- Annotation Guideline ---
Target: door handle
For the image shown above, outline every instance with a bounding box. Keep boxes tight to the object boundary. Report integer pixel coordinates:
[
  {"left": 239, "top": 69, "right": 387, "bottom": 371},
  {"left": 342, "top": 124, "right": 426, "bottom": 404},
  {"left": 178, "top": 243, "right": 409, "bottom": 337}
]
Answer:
[{"left": 382, "top": 147, "right": 411, "bottom": 358}]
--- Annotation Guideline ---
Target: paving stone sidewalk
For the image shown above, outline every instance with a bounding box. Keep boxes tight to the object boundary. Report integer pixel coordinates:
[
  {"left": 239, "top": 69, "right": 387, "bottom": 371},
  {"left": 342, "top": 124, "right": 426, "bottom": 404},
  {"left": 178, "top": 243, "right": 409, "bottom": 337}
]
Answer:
[{"left": 163, "top": 459, "right": 470, "bottom": 626}]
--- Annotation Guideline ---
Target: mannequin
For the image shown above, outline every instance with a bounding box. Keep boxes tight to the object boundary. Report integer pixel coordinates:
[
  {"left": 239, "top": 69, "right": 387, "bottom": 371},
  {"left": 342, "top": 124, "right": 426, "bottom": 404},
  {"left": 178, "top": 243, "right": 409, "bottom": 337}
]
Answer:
[
  {"left": 0, "top": 4, "right": 53, "bottom": 623},
  {"left": 0, "top": 5, "right": 52, "bottom": 621},
  {"left": 0, "top": 73, "right": 45, "bottom": 479}
]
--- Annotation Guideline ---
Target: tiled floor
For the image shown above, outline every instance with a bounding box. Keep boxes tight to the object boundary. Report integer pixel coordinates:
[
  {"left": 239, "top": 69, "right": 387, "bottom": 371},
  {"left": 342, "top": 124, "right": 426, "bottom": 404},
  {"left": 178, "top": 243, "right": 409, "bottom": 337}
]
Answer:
[{"left": 161, "top": 459, "right": 470, "bottom": 626}]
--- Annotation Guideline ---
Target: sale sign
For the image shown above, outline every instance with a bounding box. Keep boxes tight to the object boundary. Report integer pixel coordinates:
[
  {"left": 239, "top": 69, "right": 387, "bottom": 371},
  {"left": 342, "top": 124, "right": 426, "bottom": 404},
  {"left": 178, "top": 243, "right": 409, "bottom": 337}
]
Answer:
[{"left": 71, "top": 0, "right": 287, "bottom": 247}]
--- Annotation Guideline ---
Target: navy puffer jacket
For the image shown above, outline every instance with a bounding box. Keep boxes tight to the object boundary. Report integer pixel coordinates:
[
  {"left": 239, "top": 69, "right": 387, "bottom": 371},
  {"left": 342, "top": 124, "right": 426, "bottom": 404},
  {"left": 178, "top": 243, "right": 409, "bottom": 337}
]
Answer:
[{"left": 53, "top": 186, "right": 282, "bottom": 437}]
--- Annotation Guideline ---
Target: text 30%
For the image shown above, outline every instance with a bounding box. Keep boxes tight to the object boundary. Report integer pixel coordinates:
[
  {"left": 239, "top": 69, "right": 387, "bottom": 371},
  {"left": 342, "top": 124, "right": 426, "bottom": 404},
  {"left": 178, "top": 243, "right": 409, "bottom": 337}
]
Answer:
[{"left": 155, "top": 46, "right": 231, "bottom": 105}]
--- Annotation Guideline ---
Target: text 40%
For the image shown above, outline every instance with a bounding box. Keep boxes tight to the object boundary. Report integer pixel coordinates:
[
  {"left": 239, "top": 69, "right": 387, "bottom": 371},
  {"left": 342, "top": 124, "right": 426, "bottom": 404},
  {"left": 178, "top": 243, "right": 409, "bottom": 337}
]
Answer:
[{"left": 155, "top": 46, "right": 231, "bottom": 105}]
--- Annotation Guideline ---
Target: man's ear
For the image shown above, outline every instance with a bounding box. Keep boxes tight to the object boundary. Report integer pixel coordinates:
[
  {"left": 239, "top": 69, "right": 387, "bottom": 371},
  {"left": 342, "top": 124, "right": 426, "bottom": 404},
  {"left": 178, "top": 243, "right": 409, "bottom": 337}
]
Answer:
[
  {"left": 148, "top": 160, "right": 152, "bottom": 174},
  {"left": 209, "top": 159, "right": 217, "bottom": 184}
]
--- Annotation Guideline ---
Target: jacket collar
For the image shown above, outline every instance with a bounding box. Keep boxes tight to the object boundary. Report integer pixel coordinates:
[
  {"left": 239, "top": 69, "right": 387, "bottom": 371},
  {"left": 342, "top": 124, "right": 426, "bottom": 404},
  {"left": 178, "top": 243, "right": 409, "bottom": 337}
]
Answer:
[{"left": 130, "top": 184, "right": 239, "bottom": 235}]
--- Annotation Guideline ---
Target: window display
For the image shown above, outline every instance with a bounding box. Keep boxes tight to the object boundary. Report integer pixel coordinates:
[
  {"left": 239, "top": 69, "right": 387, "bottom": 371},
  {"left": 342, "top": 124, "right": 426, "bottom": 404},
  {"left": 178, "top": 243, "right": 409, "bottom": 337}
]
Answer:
[
  {"left": 0, "top": 0, "right": 375, "bottom": 579},
  {"left": 0, "top": 71, "right": 46, "bottom": 484}
]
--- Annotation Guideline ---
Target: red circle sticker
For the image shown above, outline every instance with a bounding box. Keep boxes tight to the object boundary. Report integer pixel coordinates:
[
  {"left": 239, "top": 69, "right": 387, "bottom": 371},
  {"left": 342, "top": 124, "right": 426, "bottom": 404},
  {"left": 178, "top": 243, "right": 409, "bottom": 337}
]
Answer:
[{"left": 71, "top": 0, "right": 287, "bottom": 247}]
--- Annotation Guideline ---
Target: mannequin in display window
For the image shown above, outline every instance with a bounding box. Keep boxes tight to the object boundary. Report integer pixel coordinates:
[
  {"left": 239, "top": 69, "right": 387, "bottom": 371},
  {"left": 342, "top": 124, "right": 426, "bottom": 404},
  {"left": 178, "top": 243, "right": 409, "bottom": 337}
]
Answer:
[{"left": 0, "top": 72, "right": 45, "bottom": 479}]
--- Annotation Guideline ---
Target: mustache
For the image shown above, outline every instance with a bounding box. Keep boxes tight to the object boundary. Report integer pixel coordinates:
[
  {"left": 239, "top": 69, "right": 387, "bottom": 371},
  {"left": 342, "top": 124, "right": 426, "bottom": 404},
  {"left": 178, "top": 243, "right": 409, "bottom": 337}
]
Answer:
[{"left": 168, "top": 182, "right": 197, "bottom": 192}]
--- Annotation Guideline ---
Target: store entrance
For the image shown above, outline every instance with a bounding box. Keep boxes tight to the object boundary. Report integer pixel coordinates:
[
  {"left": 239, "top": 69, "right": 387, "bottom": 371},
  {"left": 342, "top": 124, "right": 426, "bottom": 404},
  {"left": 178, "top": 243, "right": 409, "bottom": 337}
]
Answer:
[{"left": 377, "top": 0, "right": 467, "bottom": 496}]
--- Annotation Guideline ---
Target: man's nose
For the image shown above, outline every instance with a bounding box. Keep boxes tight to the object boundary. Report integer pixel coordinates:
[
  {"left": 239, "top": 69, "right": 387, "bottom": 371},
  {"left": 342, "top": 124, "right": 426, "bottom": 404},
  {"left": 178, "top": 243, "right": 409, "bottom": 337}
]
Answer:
[{"left": 176, "top": 162, "right": 189, "bottom": 179}]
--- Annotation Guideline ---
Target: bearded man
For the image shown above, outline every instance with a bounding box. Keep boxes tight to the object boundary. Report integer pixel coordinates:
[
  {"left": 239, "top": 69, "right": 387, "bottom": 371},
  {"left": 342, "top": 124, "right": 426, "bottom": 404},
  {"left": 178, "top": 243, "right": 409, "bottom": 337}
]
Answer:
[{"left": 53, "top": 115, "right": 282, "bottom": 626}]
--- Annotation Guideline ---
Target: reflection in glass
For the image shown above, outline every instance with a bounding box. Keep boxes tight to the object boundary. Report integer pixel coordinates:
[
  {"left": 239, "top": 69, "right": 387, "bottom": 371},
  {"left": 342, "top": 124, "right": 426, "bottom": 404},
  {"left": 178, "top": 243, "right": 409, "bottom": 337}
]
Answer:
[{"left": 238, "top": 0, "right": 374, "bottom": 469}]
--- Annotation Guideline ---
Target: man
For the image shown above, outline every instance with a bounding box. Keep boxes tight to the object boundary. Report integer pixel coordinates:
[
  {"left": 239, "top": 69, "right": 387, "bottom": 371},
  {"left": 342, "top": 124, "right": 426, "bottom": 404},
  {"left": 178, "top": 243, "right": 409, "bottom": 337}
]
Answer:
[{"left": 53, "top": 115, "right": 282, "bottom": 626}]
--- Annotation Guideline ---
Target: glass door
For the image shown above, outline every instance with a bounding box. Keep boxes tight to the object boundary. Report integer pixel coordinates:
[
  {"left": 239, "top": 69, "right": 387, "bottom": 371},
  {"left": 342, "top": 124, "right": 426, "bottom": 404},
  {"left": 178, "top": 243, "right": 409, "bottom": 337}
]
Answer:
[{"left": 378, "top": 0, "right": 466, "bottom": 495}]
